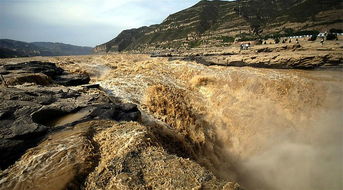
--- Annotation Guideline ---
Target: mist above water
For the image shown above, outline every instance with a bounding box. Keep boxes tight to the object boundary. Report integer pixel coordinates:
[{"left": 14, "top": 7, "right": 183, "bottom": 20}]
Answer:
[
  {"left": 197, "top": 70, "right": 343, "bottom": 190},
  {"left": 236, "top": 111, "right": 343, "bottom": 190}
]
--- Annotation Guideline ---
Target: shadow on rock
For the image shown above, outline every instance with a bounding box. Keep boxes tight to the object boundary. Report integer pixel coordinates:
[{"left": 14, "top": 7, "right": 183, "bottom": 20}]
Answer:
[
  {"left": 0, "top": 61, "right": 141, "bottom": 170},
  {"left": 0, "top": 61, "right": 90, "bottom": 86}
]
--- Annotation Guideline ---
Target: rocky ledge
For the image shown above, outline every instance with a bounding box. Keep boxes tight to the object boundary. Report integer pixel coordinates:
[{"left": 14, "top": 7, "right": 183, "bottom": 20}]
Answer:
[
  {"left": 0, "top": 61, "right": 90, "bottom": 86},
  {"left": 165, "top": 45, "right": 343, "bottom": 70}
]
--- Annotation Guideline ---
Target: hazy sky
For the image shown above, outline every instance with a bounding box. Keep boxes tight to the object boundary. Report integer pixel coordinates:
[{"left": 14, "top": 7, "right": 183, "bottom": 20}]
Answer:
[{"left": 0, "top": 0, "right": 200, "bottom": 47}]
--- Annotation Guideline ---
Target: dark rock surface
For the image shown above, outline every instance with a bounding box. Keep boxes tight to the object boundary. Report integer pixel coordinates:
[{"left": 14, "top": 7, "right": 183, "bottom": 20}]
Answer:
[
  {"left": 0, "top": 85, "right": 141, "bottom": 170},
  {"left": 54, "top": 73, "right": 90, "bottom": 86},
  {"left": 0, "top": 61, "right": 141, "bottom": 170},
  {"left": 0, "top": 61, "right": 90, "bottom": 86},
  {"left": 2, "top": 61, "right": 64, "bottom": 77}
]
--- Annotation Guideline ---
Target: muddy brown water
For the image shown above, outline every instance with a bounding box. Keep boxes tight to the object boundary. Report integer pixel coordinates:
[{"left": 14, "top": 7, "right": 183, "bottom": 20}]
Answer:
[
  {"left": 0, "top": 54, "right": 342, "bottom": 190},
  {"left": 50, "top": 109, "right": 92, "bottom": 127}
]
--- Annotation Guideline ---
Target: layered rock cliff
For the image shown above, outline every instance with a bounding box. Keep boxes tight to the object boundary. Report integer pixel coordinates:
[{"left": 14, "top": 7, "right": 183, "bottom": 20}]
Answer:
[{"left": 95, "top": 0, "right": 343, "bottom": 53}]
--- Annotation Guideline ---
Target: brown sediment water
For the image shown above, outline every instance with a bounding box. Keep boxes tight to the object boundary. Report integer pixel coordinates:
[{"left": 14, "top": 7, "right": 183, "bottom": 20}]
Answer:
[
  {"left": 56, "top": 54, "right": 343, "bottom": 189},
  {"left": 1, "top": 54, "right": 342, "bottom": 190},
  {"left": 141, "top": 68, "right": 343, "bottom": 190},
  {"left": 0, "top": 122, "right": 97, "bottom": 190},
  {"left": 50, "top": 108, "right": 92, "bottom": 127}
]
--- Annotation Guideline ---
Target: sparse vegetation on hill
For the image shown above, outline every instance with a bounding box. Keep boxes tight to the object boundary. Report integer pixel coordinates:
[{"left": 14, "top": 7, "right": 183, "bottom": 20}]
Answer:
[{"left": 95, "top": 0, "right": 342, "bottom": 53}]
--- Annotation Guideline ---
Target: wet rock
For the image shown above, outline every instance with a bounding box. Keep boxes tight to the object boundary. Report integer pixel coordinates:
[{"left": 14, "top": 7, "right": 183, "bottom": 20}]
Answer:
[
  {"left": 82, "top": 84, "right": 100, "bottom": 89},
  {"left": 113, "top": 103, "right": 141, "bottom": 121},
  {"left": 2, "top": 61, "right": 63, "bottom": 78},
  {"left": 87, "top": 103, "right": 140, "bottom": 122},
  {"left": 31, "top": 103, "right": 141, "bottom": 128},
  {"left": 55, "top": 73, "right": 90, "bottom": 86},
  {"left": 0, "top": 84, "right": 141, "bottom": 170},
  {"left": 0, "top": 61, "right": 90, "bottom": 86},
  {"left": 0, "top": 87, "right": 71, "bottom": 169},
  {"left": 5, "top": 73, "right": 53, "bottom": 86}
]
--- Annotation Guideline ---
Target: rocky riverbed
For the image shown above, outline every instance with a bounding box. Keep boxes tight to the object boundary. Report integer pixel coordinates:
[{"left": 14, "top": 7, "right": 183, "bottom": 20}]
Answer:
[
  {"left": 0, "top": 60, "right": 241, "bottom": 189},
  {"left": 0, "top": 42, "right": 342, "bottom": 190}
]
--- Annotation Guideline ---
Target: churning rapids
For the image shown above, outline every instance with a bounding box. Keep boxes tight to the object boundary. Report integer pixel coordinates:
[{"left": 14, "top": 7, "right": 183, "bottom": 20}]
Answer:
[{"left": 1, "top": 54, "right": 342, "bottom": 190}]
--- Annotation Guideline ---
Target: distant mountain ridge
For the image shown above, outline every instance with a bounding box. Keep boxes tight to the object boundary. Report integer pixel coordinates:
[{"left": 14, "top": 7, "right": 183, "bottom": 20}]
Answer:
[
  {"left": 0, "top": 39, "right": 93, "bottom": 58},
  {"left": 95, "top": 0, "right": 342, "bottom": 53}
]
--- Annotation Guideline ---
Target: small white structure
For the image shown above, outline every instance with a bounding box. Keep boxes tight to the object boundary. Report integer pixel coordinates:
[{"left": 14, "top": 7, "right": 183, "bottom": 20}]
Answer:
[
  {"left": 240, "top": 43, "right": 250, "bottom": 50},
  {"left": 318, "top": 32, "right": 327, "bottom": 37}
]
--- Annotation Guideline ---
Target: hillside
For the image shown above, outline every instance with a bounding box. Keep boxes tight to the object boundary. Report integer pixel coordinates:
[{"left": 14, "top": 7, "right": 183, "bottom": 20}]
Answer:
[
  {"left": 0, "top": 39, "right": 93, "bottom": 58},
  {"left": 95, "top": 0, "right": 343, "bottom": 53}
]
